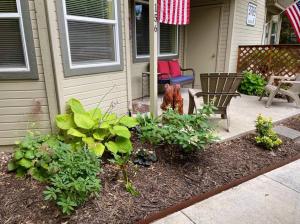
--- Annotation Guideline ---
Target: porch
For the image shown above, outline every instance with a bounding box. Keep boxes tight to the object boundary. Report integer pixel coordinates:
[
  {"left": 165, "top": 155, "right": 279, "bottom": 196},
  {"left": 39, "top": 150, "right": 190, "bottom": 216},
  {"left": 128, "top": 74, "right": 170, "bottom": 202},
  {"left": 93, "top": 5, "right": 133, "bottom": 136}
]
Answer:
[{"left": 133, "top": 89, "right": 300, "bottom": 140}]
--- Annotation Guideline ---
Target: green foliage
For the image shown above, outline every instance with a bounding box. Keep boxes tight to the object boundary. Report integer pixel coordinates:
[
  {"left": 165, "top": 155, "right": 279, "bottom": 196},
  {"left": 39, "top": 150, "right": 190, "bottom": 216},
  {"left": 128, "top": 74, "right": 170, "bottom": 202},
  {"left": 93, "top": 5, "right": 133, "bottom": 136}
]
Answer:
[
  {"left": 137, "top": 104, "right": 217, "bottom": 152},
  {"left": 255, "top": 115, "right": 282, "bottom": 150},
  {"left": 56, "top": 98, "right": 138, "bottom": 157},
  {"left": 239, "top": 72, "right": 267, "bottom": 96},
  {"left": 7, "top": 132, "right": 61, "bottom": 182},
  {"left": 44, "top": 146, "right": 101, "bottom": 215}
]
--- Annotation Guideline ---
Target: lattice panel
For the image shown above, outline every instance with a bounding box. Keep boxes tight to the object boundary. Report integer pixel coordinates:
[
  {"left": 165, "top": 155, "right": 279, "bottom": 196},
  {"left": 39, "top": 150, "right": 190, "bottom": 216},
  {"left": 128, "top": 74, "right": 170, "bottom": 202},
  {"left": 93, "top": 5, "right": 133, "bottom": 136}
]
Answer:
[{"left": 237, "top": 45, "right": 300, "bottom": 79}]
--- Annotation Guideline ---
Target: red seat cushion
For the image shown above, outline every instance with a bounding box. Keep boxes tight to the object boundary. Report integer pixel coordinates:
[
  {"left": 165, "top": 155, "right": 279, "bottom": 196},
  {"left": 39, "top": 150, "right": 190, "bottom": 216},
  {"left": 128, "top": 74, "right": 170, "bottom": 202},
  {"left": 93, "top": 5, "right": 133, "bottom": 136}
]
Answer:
[
  {"left": 168, "top": 60, "right": 182, "bottom": 78},
  {"left": 157, "top": 61, "right": 170, "bottom": 80}
]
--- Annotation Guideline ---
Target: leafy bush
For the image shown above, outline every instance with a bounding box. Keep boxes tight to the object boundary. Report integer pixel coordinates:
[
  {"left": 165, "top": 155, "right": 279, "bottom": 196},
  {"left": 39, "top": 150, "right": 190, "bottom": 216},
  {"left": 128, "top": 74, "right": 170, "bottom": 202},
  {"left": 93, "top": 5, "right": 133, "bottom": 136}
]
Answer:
[
  {"left": 255, "top": 115, "right": 282, "bottom": 150},
  {"left": 44, "top": 146, "right": 101, "bottom": 215},
  {"left": 137, "top": 104, "right": 217, "bottom": 152},
  {"left": 239, "top": 71, "right": 267, "bottom": 96},
  {"left": 7, "top": 132, "right": 61, "bottom": 182},
  {"left": 56, "top": 98, "right": 138, "bottom": 157}
]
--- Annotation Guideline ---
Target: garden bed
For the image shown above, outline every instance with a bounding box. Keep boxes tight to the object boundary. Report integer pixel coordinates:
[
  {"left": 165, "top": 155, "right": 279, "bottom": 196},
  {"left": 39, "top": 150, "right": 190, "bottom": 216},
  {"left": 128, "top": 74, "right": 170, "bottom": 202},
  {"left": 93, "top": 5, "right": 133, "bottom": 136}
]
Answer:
[{"left": 0, "top": 116, "right": 300, "bottom": 224}]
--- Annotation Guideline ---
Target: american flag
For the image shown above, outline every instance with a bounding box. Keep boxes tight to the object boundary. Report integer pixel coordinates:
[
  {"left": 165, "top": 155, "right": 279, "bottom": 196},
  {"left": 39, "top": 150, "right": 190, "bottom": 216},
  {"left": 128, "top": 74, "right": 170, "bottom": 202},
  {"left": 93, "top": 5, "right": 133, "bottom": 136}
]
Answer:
[
  {"left": 158, "top": 0, "right": 190, "bottom": 25},
  {"left": 286, "top": 0, "right": 300, "bottom": 42}
]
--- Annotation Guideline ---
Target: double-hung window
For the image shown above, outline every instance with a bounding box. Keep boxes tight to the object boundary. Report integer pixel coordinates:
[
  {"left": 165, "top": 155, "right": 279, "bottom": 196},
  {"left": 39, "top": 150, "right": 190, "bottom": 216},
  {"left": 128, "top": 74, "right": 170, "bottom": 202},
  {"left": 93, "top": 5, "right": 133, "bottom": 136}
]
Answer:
[
  {"left": 58, "top": 0, "right": 123, "bottom": 77},
  {"left": 134, "top": 0, "right": 179, "bottom": 61},
  {"left": 0, "top": 0, "right": 37, "bottom": 79}
]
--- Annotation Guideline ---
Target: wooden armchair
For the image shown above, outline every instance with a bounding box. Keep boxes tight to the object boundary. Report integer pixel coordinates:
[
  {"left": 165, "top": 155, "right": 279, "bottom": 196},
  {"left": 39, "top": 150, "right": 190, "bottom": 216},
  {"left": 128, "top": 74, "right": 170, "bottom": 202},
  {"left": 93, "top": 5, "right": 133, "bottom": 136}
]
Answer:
[{"left": 259, "top": 74, "right": 300, "bottom": 108}]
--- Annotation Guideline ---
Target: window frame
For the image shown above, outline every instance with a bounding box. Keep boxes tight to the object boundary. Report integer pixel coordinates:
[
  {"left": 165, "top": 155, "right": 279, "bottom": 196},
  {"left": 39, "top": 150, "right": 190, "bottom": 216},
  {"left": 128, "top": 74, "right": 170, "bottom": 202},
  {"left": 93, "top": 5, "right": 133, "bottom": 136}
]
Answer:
[
  {"left": 0, "top": 0, "right": 38, "bottom": 80},
  {"left": 57, "top": 0, "right": 123, "bottom": 77},
  {"left": 132, "top": 0, "right": 180, "bottom": 63}
]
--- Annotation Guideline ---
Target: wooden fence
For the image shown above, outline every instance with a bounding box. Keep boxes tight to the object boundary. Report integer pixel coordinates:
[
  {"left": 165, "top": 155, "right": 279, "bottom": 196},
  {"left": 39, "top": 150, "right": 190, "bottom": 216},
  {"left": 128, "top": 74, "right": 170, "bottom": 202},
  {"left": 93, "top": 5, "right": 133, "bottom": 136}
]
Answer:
[{"left": 237, "top": 45, "right": 300, "bottom": 79}]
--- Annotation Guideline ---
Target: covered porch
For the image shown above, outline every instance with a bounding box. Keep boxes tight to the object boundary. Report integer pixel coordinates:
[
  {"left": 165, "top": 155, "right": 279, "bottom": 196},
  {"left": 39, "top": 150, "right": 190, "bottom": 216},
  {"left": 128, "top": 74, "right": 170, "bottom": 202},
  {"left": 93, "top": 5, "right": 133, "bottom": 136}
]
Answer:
[{"left": 133, "top": 89, "right": 300, "bottom": 140}]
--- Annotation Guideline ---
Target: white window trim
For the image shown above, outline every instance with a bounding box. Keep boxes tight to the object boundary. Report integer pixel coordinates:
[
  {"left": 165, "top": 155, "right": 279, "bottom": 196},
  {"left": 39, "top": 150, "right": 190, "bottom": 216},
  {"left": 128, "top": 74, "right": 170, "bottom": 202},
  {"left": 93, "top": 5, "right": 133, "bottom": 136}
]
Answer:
[
  {"left": 134, "top": 1, "right": 179, "bottom": 59},
  {"left": 0, "top": 0, "right": 30, "bottom": 72},
  {"left": 61, "top": 0, "right": 121, "bottom": 70}
]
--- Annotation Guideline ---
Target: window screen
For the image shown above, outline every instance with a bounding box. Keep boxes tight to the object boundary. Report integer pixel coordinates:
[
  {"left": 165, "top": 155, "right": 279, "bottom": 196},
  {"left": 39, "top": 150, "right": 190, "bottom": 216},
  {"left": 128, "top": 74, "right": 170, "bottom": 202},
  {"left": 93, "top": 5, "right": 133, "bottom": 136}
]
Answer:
[
  {"left": 0, "top": 0, "right": 27, "bottom": 70},
  {"left": 62, "top": 0, "right": 121, "bottom": 70},
  {"left": 134, "top": 1, "right": 178, "bottom": 59}
]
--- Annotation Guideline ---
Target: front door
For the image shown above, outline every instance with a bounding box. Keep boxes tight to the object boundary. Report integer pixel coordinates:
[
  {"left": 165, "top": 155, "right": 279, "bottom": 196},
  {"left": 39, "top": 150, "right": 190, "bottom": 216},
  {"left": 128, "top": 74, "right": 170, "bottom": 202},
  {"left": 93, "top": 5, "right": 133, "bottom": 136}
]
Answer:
[{"left": 186, "top": 6, "right": 221, "bottom": 89}]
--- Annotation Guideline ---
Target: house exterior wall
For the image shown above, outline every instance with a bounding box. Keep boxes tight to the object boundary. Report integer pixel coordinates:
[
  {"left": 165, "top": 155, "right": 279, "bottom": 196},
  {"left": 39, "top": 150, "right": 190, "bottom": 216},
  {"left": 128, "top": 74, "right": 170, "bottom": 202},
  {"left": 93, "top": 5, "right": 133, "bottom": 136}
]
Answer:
[
  {"left": 0, "top": 0, "right": 53, "bottom": 146},
  {"left": 45, "top": 0, "right": 130, "bottom": 114},
  {"left": 228, "top": 0, "right": 267, "bottom": 72}
]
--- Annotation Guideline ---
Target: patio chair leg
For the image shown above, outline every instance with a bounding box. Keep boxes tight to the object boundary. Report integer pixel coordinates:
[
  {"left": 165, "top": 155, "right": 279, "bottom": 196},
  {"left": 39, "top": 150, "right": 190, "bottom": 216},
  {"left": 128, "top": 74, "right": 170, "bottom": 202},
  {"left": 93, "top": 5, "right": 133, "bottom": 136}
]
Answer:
[
  {"left": 258, "top": 91, "right": 265, "bottom": 101},
  {"left": 227, "top": 116, "right": 230, "bottom": 132},
  {"left": 266, "top": 91, "right": 276, "bottom": 108},
  {"left": 188, "top": 93, "right": 195, "bottom": 114}
]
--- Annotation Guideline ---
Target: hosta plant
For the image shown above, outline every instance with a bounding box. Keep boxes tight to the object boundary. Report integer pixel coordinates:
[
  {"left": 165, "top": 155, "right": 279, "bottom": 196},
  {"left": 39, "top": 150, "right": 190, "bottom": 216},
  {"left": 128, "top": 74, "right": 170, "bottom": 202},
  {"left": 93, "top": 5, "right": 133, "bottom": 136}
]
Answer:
[
  {"left": 7, "top": 132, "right": 61, "bottom": 182},
  {"left": 44, "top": 145, "right": 101, "bottom": 215},
  {"left": 55, "top": 98, "right": 138, "bottom": 157},
  {"left": 239, "top": 71, "right": 267, "bottom": 96},
  {"left": 255, "top": 114, "right": 282, "bottom": 150},
  {"left": 137, "top": 104, "right": 217, "bottom": 152}
]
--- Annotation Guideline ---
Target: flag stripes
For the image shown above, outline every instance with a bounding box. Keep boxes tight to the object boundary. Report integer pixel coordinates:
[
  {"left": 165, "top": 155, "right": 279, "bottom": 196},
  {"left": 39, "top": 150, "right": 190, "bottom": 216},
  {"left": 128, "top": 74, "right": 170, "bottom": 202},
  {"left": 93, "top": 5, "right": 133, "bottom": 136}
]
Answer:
[
  {"left": 286, "top": 0, "right": 300, "bottom": 42},
  {"left": 158, "top": 0, "right": 190, "bottom": 25}
]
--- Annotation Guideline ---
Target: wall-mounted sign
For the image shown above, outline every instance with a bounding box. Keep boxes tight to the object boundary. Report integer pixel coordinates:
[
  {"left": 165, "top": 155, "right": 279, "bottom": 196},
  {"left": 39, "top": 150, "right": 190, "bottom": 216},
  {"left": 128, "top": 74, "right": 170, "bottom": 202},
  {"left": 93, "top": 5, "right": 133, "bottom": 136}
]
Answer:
[{"left": 247, "top": 2, "right": 257, "bottom": 26}]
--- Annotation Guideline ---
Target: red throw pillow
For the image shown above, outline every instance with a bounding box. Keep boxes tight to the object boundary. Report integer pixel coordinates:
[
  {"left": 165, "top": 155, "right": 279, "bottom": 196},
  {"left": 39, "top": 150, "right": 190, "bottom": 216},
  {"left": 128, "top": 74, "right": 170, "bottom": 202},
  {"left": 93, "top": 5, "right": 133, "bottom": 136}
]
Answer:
[
  {"left": 158, "top": 61, "right": 170, "bottom": 80},
  {"left": 168, "top": 60, "right": 181, "bottom": 78}
]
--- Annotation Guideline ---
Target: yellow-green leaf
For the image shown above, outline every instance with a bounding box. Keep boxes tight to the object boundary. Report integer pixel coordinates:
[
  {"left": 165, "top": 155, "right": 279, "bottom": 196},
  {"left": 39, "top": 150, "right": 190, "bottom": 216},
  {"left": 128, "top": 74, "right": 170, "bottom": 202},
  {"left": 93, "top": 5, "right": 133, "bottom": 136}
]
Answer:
[
  {"left": 68, "top": 98, "right": 85, "bottom": 114},
  {"left": 56, "top": 114, "right": 75, "bottom": 130},
  {"left": 93, "top": 129, "right": 109, "bottom": 140},
  {"left": 74, "top": 112, "right": 95, "bottom": 129},
  {"left": 90, "top": 143, "right": 105, "bottom": 157},
  {"left": 105, "top": 141, "right": 119, "bottom": 154},
  {"left": 67, "top": 128, "right": 86, "bottom": 138},
  {"left": 112, "top": 125, "right": 131, "bottom": 139},
  {"left": 119, "top": 116, "right": 139, "bottom": 128},
  {"left": 88, "top": 108, "right": 102, "bottom": 120}
]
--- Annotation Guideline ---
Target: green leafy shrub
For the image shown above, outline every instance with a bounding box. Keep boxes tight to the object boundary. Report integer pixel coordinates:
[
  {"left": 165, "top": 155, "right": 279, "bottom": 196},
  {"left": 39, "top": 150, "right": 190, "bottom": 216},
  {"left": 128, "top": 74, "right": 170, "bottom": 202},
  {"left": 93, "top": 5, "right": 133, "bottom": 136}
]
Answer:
[
  {"left": 239, "top": 71, "right": 267, "bottom": 96},
  {"left": 44, "top": 146, "right": 101, "bottom": 215},
  {"left": 255, "top": 115, "right": 282, "bottom": 150},
  {"left": 56, "top": 98, "right": 138, "bottom": 157},
  {"left": 7, "top": 132, "right": 61, "bottom": 182},
  {"left": 137, "top": 104, "right": 217, "bottom": 152}
]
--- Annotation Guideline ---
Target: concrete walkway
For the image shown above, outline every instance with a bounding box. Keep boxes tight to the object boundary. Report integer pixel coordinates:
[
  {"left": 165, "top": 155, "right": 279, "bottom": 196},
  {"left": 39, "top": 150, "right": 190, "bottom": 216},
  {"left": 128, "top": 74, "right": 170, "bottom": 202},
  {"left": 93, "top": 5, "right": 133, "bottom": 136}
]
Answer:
[{"left": 153, "top": 160, "right": 300, "bottom": 224}]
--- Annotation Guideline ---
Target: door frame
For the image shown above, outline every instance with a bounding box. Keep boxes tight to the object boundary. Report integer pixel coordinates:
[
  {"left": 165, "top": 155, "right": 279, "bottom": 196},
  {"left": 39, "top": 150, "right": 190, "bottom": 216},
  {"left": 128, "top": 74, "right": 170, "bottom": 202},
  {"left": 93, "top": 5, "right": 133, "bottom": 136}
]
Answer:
[{"left": 184, "top": 4, "right": 222, "bottom": 72}]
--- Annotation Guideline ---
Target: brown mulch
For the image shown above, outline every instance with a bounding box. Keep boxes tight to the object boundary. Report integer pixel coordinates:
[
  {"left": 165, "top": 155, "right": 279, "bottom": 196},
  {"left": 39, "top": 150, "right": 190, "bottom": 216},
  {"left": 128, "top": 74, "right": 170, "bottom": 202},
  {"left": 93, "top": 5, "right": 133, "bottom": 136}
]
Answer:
[
  {"left": 280, "top": 115, "right": 300, "bottom": 132},
  {"left": 0, "top": 116, "right": 300, "bottom": 224}
]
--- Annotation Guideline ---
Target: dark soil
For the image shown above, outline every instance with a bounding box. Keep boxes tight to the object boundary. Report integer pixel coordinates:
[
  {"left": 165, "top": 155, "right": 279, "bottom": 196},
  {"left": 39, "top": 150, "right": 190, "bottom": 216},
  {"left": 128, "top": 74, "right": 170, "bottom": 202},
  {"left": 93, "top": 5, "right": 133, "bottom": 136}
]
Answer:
[{"left": 1, "top": 117, "right": 300, "bottom": 224}]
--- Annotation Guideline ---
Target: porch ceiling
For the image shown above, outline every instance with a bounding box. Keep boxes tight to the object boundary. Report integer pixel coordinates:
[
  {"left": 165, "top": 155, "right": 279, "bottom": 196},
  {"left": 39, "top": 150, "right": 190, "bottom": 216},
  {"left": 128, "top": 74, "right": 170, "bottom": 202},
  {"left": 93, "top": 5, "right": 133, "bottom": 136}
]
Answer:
[{"left": 191, "top": 0, "right": 225, "bottom": 7}]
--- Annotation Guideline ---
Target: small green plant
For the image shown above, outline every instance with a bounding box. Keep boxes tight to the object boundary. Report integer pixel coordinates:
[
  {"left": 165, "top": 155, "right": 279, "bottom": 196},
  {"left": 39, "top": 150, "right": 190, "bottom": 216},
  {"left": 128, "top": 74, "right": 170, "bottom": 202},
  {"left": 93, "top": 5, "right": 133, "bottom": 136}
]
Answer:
[
  {"left": 137, "top": 104, "right": 217, "bottom": 152},
  {"left": 44, "top": 145, "right": 101, "bottom": 215},
  {"left": 109, "top": 147, "right": 140, "bottom": 196},
  {"left": 239, "top": 71, "right": 267, "bottom": 96},
  {"left": 7, "top": 132, "right": 61, "bottom": 182},
  {"left": 55, "top": 98, "right": 138, "bottom": 157},
  {"left": 255, "top": 115, "right": 282, "bottom": 150}
]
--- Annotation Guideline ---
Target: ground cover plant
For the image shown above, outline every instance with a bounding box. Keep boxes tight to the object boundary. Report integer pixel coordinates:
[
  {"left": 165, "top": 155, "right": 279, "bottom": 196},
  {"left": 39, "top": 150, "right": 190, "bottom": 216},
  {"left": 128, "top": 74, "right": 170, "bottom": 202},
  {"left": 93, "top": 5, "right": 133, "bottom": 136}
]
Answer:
[
  {"left": 255, "top": 114, "right": 282, "bottom": 150},
  {"left": 44, "top": 145, "right": 101, "bottom": 215},
  {"left": 239, "top": 71, "right": 267, "bottom": 96},
  {"left": 137, "top": 104, "right": 217, "bottom": 152}
]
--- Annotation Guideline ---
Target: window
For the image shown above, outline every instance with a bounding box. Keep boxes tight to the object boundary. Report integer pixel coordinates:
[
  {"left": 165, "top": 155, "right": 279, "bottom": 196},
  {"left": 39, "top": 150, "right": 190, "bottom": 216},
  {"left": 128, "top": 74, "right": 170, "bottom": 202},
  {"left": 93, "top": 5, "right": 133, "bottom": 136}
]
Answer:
[
  {"left": 0, "top": 0, "right": 37, "bottom": 79},
  {"left": 134, "top": 1, "right": 179, "bottom": 61},
  {"left": 58, "top": 0, "right": 123, "bottom": 77}
]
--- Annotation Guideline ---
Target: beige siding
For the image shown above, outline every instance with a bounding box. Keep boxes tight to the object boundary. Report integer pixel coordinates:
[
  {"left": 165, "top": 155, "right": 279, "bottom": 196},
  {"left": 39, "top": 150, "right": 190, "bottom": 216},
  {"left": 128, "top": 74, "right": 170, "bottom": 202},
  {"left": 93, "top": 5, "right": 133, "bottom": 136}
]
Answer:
[
  {"left": 0, "top": 0, "right": 51, "bottom": 146},
  {"left": 228, "top": 0, "right": 266, "bottom": 72},
  {"left": 47, "top": 0, "right": 130, "bottom": 115}
]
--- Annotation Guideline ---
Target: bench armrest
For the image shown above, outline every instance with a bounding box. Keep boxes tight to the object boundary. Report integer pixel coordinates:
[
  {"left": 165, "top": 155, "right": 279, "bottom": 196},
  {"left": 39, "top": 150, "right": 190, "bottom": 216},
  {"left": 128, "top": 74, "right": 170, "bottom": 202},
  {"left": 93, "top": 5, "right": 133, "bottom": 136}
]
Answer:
[{"left": 180, "top": 67, "right": 195, "bottom": 78}]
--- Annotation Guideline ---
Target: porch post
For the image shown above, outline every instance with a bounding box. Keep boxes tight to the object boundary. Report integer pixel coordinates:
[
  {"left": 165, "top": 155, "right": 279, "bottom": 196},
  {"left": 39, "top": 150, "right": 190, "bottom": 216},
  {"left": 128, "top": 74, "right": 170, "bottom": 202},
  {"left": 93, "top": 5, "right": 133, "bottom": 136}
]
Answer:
[{"left": 149, "top": 0, "right": 158, "bottom": 116}]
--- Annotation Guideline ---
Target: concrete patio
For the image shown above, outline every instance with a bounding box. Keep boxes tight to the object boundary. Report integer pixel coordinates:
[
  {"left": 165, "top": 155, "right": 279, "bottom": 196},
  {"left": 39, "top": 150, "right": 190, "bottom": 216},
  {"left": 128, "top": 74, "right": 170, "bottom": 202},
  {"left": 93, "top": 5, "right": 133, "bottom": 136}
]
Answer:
[
  {"left": 153, "top": 159, "right": 300, "bottom": 224},
  {"left": 135, "top": 88, "right": 300, "bottom": 140}
]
